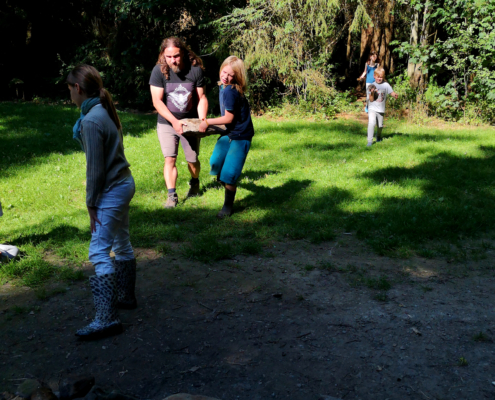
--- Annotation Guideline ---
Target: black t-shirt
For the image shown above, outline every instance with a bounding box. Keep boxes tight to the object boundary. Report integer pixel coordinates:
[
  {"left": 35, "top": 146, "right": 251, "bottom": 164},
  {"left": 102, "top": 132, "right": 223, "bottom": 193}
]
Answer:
[
  {"left": 149, "top": 63, "right": 205, "bottom": 125},
  {"left": 220, "top": 85, "right": 254, "bottom": 140}
]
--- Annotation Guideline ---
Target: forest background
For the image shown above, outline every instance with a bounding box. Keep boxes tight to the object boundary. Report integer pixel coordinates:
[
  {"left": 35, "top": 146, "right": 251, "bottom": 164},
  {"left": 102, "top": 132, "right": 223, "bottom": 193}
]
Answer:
[{"left": 1, "top": 0, "right": 495, "bottom": 124}]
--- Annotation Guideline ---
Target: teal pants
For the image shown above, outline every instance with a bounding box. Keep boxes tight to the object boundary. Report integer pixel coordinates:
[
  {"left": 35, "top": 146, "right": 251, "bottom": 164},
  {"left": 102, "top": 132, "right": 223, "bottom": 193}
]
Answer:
[{"left": 209, "top": 136, "right": 251, "bottom": 185}]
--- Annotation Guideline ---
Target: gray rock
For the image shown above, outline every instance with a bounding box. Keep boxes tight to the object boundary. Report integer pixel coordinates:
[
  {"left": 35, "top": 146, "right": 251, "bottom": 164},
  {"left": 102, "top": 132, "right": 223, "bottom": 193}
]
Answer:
[
  {"left": 181, "top": 118, "right": 226, "bottom": 138},
  {"left": 318, "top": 396, "right": 343, "bottom": 400},
  {"left": 31, "top": 389, "right": 58, "bottom": 400},
  {"left": 83, "top": 386, "right": 138, "bottom": 400},
  {"left": 1, "top": 393, "right": 16, "bottom": 400},
  {"left": 163, "top": 395, "right": 221, "bottom": 400},
  {"left": 16, "top": 380, "right": 41, "bottom": 399},
  {"left": 46, "top": 379, "right": 59, "bottom": 393},
  {"left": 59, "top": 375, "right": 95, "bottom": 400}
]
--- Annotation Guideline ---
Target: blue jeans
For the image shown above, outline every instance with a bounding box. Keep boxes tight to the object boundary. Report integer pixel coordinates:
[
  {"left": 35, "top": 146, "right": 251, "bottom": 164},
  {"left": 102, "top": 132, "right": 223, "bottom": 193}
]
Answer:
[
  {"left": 209, "top": 136, "right": 251, "bottom": 185},
  {"left": 89, "top": 175, "right": 135, "bottom": 275}
]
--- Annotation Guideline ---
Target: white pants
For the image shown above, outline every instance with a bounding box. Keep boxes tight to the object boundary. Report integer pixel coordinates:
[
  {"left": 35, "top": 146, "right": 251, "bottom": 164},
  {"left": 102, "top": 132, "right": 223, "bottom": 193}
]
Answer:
[{"left": 367, "top": 111, "right": 384, "bottom": 143}]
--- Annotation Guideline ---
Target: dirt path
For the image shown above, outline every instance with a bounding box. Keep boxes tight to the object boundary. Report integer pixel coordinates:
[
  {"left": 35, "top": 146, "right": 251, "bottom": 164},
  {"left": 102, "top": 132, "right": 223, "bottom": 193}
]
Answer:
[
  {"left": 337, "top": 112, "right": 369, "bottom": 125},
  {"left": 1, "top": 235, "right": 495, "bottom": 399}
]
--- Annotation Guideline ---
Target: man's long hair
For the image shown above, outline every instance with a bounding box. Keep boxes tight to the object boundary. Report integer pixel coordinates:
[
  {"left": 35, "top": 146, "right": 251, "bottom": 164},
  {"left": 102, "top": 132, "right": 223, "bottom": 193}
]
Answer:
[{"left": 156, "top": 37, "right": 204, "bottom": 80}]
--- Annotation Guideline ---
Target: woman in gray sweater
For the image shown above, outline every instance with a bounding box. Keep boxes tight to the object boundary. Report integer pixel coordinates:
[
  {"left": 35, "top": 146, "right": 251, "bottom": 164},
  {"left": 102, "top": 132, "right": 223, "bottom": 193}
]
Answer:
[{"left": 67, "top": 65, "right": 137, "bottom": 340}]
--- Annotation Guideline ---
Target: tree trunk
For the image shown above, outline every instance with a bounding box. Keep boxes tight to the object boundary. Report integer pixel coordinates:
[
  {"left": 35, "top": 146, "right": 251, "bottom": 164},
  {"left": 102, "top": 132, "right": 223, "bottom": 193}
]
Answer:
[
  {"left": 410, "top": 3, "right": 431, "bottom": 88},
  {"left": 345, "top": 26, "right": 353, "bottom": 78},
  {"left": 407, "top": 10, "right": 419, "bottom": 78},
  {"left": 381, "top": 0, "right": 394, "bottom": 72},
  {"left": 26, "top": 22, "right": 32, "bottom": 45},
  {"left": 359, "top": 0, "right": 395, "bottom": 73},
  {"left": 360, "top": 26, "right": 373, "bottom": 70}
]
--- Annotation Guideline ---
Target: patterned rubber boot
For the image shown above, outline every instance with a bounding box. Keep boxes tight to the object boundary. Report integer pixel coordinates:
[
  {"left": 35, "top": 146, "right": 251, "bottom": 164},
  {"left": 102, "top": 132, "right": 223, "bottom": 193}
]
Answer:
[
  {"left": 76, "top": 274, "right": 123, "bottom": 340},
  {"left": 115, "top": 258, "right": 137, "bottom": 309}
]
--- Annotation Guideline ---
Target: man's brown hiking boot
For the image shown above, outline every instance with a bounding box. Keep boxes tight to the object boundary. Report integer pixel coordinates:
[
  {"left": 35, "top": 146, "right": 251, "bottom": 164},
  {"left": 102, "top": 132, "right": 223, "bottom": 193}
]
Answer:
[{"left": 164, "top": 192, "right": 178, "bottom": 208}]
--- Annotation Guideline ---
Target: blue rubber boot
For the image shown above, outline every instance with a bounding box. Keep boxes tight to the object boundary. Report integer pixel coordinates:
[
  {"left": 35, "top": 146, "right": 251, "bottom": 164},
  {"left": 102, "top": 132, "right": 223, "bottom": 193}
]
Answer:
[{"left": 76, "top": 274, "right": 123, "bottom": 341}]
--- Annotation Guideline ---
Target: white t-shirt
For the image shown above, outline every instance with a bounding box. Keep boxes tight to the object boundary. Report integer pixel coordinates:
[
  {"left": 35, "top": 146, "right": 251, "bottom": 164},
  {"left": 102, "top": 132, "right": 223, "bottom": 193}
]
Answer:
[{"left": 367, "top": 82, "right": 394, "bottom": 113}]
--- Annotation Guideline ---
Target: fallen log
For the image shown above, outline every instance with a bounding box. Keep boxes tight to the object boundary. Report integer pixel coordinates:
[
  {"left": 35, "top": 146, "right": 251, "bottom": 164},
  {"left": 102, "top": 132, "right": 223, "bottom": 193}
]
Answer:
[{"left": 181, "top": 118, "right": 227, "bottom": 138}]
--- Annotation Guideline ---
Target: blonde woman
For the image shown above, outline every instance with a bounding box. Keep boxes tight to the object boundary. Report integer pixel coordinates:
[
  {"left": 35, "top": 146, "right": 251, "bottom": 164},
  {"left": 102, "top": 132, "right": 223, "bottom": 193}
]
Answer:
[{"left": 199, "top": 56, "right": 254, "bottom": 218}]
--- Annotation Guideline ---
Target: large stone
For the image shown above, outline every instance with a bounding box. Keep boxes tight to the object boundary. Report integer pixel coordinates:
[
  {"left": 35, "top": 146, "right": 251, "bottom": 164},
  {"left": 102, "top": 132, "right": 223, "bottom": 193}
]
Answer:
[
  {"left": 31, "top": 389, "right": 58, "bottom": 400},
  {"left": 16, "top": 380, "right": 41, "bottom": 399},
  {"left": 181, "top": 118, "right": 226, "bottom": 138},
  {"left": 82, "top": 386, "right": 138, "bottom": 400},
  {"left": 163, "top": 395, "right": 221, "bottom": 400},
  {"left": 59, "top": 375, "right": 95, "bottom": 400},
  {"left": 1, "top": 393, "right": 16, "bottom": 400},
  {"left": 46, "top": 379, "right": 60, "bottom": 398}
]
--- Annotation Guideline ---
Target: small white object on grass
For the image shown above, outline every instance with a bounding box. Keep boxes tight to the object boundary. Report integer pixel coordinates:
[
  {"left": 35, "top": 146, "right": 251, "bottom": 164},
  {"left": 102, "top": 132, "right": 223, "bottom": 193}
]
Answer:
[{"left": 0, "top": 244, "right": 20, "bottom": 260}]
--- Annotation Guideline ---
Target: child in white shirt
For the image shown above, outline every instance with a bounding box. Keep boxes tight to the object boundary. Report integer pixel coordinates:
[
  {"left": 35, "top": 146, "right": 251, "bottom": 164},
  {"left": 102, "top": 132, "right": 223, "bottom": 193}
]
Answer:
[{"left": 366, "top": 68, "right": 398, "bottom": 146}]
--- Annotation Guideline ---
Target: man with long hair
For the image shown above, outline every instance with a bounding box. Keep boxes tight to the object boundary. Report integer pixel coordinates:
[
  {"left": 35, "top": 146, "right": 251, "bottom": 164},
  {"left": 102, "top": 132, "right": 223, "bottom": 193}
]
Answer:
[{"left": 149, "top": 37, "right": 208, "bottom": 208}]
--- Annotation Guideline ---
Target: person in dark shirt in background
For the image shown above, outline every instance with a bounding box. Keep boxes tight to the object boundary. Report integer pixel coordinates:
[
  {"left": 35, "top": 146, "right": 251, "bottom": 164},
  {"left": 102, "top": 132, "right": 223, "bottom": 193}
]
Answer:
[{"left": 149, "top": 37, "right": 208, "bottom": 208}]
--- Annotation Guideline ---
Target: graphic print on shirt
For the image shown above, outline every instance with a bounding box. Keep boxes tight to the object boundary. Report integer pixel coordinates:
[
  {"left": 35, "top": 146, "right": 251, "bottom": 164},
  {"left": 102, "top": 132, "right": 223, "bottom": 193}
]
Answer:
[
  {"left": 166, "top": 83, "right": 194, "bottom": 113},
  {"left": 367, "top": 84, "right": 386, "bottom": 104}
]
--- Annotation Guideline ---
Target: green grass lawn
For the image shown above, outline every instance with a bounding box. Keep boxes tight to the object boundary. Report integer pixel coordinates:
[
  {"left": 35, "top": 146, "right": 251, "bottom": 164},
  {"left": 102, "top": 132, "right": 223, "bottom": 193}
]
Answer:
[{"left": 1, "top": 102, "right": 495, "bottom": 286}]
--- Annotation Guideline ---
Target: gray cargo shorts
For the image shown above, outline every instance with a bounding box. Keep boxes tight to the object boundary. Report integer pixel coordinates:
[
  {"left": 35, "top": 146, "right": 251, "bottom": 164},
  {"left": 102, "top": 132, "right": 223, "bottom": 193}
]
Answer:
[{"left": 157, "top": 123, "right": 200, "bottom": 163}]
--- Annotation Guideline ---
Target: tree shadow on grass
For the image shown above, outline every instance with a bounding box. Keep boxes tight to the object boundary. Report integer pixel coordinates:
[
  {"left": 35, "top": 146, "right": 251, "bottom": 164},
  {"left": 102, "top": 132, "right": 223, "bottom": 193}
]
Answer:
[
  {"left": 260, "top": 119, "right": 476, "bottom": 143},
  {"left": 349, "top": 146, "right": 495, "bottom": 254},
  {"left": 241, "top": 169, "right": 281, "bottom": 181},
  {"left": 380, "top": 131, "right": 476, "bottom": 142},
  {"left": 6, "top": 139, "right": 495, "bottom": 280},
  {"left": 238, "top": 178, "right": 312, "bottom": 210},
  {"left": 0, "top": 103, "right": 155, "bottom": 178},
  {"left": 199, "top": 169, "right": 281, "bottom": 194},
  {"left": 294, "top": 142, "right": 355, "bottom": 152},
  {"left": 6, "top": 104, "right": 495, "bottom": 284},
  {"left": 0, "top": 104, "right": 80, "bottom": 177},
  {"left": 10, "top": 224, "right": 89, "bottom": 247},
  {"left": 236, "top": 179, "right": 354, "bottom": 242},
  {"left": 3, "top": 177, "right": 321, "bottom": 264},
  {"left": 257, "top": 120, "right": 366, "bottom": 138}
]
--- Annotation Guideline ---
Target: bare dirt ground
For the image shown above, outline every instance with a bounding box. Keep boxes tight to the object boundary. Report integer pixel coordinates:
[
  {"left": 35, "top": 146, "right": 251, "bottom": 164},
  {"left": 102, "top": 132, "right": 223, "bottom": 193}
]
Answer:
[{"left": 1, "top": 235, "right": 495, "bottom": 400}]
